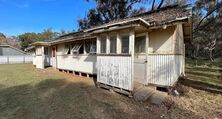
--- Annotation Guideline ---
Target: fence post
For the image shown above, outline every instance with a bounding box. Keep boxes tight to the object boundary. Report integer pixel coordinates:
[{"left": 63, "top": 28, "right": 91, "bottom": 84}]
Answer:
[{"left": 7, "top": 56, "right": 9, "bottom": 64}]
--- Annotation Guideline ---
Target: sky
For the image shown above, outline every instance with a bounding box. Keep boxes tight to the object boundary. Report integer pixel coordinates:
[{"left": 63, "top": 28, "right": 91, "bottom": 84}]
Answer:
[
  {"left": 0, "top": 0, "right": 169, "bottom": 36},
  {"left": 0, "top": 0, "right": 96, "bottom": 36}
]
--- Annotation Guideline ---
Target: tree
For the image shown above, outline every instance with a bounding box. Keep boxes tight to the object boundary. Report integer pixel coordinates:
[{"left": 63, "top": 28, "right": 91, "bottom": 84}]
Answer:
[
  {"left": 190, "top": 0, "right": 222, "bottom": 60},
  {"left": 78, "top": 0, "right": 145, "bottom": 30},
  {"left": 18, "top": 33, "right": 39, "bottom": 50},
  {"left": 78, "top": 0, "right": 189, "bottom": 30}
]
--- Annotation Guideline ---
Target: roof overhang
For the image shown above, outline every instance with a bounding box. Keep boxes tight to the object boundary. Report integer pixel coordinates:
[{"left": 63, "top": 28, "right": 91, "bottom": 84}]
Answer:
[
  {"left": 50, "top": 35, "right": 96, "bottom": 45},
  {"left": 84, "top": 18, "right": 151, "bottom": 33},
  {"left": 25, "top": 46, "right": 36, "bottom": 51},
  {"left": 84, "top": 17, "right": 189, "bottom": 34},
  {"left": 31, "top": 42, "right": 51, "bottom": 46}
]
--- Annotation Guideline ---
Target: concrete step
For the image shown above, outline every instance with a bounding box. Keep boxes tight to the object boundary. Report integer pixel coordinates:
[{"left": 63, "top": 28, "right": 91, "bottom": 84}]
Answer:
[{"left": 133, "top": 83, "right": 167, "bottom": 105}]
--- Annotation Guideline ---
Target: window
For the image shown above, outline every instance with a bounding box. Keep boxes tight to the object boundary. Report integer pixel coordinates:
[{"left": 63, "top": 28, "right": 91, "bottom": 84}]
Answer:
[
  {"left": 85, "top": 41, "right": 92, "bottom": 54},
  {"left": 135, "top": 36, "right": 146, "bottom": 53},
  {"left": 71, "top": 43, "right": 82, "bottom": 55},
  {"left": 85, "top": 40, "right": 96, "bottom": 54},
  {"left": 64, "top": 44, "right": 71, "bottom": 55},
  {"left": 90, "top": 41, "right": 96, "bottom": 54},
  {"left": 100, "top": 37, "right": 106, "bottom": 53},
  {"left": 52, "top": 48, "right": 56, "bottom": 57},
  {"left": 110, "top": 35, "right": 117, "bottom": 53},
  {"left": 44, "top": 47, "right": 49, "bottom": 55},
  {"left": 121, "top": 35, "right": 129, "bottom": 53}
]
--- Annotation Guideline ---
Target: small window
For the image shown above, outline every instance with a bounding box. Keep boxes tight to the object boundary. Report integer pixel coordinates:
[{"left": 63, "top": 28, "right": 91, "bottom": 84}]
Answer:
[
  {"left": 71, "top": 43, "right": 82, "bottom": 55},
  {"left": 135, "top": 36, "right": 146, "bottom": 53},
  {"left": 100, "top": 37, "right": 106, "bottom": 54},
  {"left": 121, "top": 35, "right": 129, "bottom": 54},
  {"left": 110, "top": 35, "right": 117, "bottom": 53},
  {"left": 85, "top": 41, "right": 92, "bottom": 54},
  {"left": 44, "top": 47, "right": 48, "bottom": 55},
  {"left": 52, "top": 48, "right": 56, "bottom": 57},
  {"left": 90, "top": 41, "right": 96, "bottom": 54},
  {"left": 85, "top": 40, "right": 96, "bottom": 54},
  {"left": 64, "top": 44, "right": 71, "bottom": 55}
]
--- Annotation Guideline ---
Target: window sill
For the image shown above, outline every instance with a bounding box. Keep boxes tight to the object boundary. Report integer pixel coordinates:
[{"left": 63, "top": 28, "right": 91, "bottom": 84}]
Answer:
[{"left": 97, "top": 53, "right": 130, "bottom": 56}]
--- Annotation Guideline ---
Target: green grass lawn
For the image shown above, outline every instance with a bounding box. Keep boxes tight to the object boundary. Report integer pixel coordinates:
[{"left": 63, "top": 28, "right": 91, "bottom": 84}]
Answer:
[
  {"left": 0, "top": 64, "right": 154, "bottom": 119},
  {"left": 185, "top": 58, "right": 222, "bottom": 88},
  {"left": 0, "top": 63, "right": 221, "bottom": 119}
]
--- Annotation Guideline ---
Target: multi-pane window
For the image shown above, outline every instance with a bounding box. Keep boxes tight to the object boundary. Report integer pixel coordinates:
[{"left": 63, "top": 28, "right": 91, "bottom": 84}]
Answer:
[
  {"left": 64, "top": 44, "right": 71, "bottom": 55},
  {"left": 110, "top": 35, "right": 117, "bottom": 53},
  {"left": 71, "top": 43, "right": 83, "bottom": 55},
  {"left": 90, "top": 41, "right": 97, "bottom": 54},
  {"left": 135, "top": 36, "right": 146, "bottom": 53},
  {"left": 121, "top": 35, "right": 129, "bottom": 54},
  {"left": 85, "top": 40, "right": 96, "bottom": 54},
  {"left": 44, "top": 47, "right": 49, "bottom": 55},
  {"left": 100, "top": 37, "right": 106, "bottom": 53},
  {"left": 85, "top": 41, "right": 92, "bottom": 53}
]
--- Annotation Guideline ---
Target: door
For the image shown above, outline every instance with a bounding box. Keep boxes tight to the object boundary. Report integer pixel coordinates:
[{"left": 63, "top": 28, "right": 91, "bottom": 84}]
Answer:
[
  {"left": 134, "top": 35, "right": 147, "bottom": 85},
  {"left": 52, "top": 47, "right": 57, "bottom": 68}
]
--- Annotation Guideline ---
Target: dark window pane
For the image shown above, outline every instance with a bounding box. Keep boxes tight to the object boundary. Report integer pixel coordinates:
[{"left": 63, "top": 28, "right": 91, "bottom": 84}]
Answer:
[
  {"left": 121, "top": 35, "right": 129, "bottom": 53},
  {"left": 100, "top": 37, "right": 106, "bottom": 53},
  {"left": 135, "top": 36, "right": 146, "bottom": 53},
  {"left": 110, "top": 36, "right": 116, "bottom": 53}
]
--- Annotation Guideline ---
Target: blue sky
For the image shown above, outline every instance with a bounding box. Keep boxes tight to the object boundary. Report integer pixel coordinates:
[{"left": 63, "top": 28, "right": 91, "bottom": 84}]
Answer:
[
  {"left": 0, "top": 0, "right": 181, "bottom": 36},
  {"left": 0, "top": 0, "right": 96, "bottom": 36}
]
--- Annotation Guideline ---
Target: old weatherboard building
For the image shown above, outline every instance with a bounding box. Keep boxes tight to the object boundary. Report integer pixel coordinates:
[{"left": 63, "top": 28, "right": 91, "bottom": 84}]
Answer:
[{"left": 28, "top": 5, "right": 192, "bottom": 94}]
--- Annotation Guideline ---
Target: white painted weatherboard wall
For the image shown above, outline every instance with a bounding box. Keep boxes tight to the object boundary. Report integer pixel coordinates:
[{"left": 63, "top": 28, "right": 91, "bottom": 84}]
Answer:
[
  {"left": 147, "top": 54, "right": 184, "bottom": 86},
  {"left": 56, "top": 55, "right": 97, "bottom": 74},
  {"left": 97, "top": 56, "right": 133, "bottom": 91}
]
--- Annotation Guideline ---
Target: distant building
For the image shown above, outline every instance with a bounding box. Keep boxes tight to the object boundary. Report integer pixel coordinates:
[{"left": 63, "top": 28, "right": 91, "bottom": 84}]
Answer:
[
  {"left": 0, "top": 45, "right": 27, "bottom": 56},
  {"left": 0, "top": 45, "right": 32, "bottom": 64}
]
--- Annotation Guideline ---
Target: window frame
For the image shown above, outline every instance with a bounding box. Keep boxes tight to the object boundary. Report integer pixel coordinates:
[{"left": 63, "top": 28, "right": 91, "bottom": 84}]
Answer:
[
  {"left": 64, "top": 44, "right": 71, "bottom": 55},
  {"left": 100, "top": 36, "right": 106, "bottom": 54},
  {"left": 121, "top": 33, "right": 130, "bottom": 54},
  {"left": 71, "top": 43, "right": 83, "bottom": 55},
  {"left": 110, "top": 35, "right": 117, "bottom": 54},
  {"left": 135, "top": 35, "right": 146, "bottom": 54}
]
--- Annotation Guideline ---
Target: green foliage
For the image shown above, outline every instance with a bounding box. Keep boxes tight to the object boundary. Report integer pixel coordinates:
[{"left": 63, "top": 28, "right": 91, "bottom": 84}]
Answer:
[
  {"left": 78, "top": 0, "right": 146, "bottom": 30},
  {"left": 190, "top": 0, "right": 222, "bottom": 59},
  {"left": 18, "top": 28, "right": 67, "bottom": 50}
]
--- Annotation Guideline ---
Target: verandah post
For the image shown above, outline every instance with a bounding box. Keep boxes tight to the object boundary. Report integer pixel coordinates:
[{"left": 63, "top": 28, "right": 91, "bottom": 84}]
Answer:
[
  {"left": 106, "top": 34, "right": 110, "bottom": 54},
  {"left": 41, "top": 46, "right": 44, "bottom": 69},
  {"left": 145, "top": 32, "right": 150, "bottom": 84},
  {"left": 96, "top": 36, "right": 101, "bottom": 54},
  {"left": 129, "top": 30, "right": 135, "bottom": 91},
  {"left": 116, "top": 33, "right": 121, "bottom": 54}
]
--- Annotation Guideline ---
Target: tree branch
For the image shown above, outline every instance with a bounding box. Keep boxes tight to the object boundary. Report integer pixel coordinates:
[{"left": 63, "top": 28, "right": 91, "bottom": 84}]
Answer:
[
  {"left": 193, "top": 2, "right": 222, "bottom": 33},
  {"left": 151, "top": 0, "right": 155, "bottom": 10},
  {"left": 157, "top": 0, "right": 164, "bottom": 9}
]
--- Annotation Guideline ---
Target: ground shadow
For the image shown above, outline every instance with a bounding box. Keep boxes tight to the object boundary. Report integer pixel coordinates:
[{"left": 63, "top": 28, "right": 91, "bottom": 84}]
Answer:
[
  {"left": 0, "top": 78, "right": 203, "bottom": 119},
  {"left": 179, "top": 78, "right": 222, "bottom": 94}
]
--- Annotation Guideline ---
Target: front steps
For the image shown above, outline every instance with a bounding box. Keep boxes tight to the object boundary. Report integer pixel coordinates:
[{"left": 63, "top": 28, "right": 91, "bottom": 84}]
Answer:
[{"left": 133, "top": 82, "right": 167, "bottom": 105}]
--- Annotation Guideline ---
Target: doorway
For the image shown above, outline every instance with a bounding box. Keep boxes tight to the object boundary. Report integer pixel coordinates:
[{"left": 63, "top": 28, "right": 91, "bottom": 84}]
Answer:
[
  {"left": 52, "top": 47, "right": 57, "bottom": 68},
  {"left": 134, "top": 35, "right": 147, "bottom": 85}
]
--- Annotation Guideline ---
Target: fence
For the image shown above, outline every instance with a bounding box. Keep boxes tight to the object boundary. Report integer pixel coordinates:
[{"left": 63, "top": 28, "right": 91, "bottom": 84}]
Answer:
[{"left": 0, "top": 55, "right": 33, "bottom": 64}]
